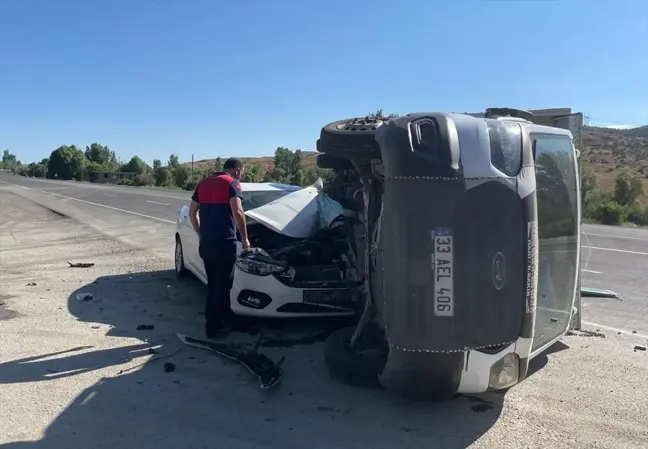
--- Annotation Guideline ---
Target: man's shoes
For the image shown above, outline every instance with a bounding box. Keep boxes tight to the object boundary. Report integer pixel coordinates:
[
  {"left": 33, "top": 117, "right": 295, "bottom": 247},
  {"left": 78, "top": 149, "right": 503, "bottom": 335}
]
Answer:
[{"left": 205, "top": 325, "right": 233, "bottom": 340}]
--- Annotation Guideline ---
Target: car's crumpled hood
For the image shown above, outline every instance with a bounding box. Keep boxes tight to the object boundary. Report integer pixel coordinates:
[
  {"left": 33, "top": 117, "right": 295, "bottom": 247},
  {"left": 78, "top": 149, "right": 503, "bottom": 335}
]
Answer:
[{"left": 244, "top": 178, "right": 345, "bottom": 239}]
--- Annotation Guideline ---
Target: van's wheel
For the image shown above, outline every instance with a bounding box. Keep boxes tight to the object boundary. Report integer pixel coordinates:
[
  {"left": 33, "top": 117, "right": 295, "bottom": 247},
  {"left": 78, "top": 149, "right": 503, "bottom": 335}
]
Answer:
[
  {"left": 324, "top": 326, "right": 387, "bottom": 389},
  {"left": 318, "top": 117, "right": 384, "bottom": 158},
  {"left": 175, "top": 237, "right": 187, "bottom": 279}
]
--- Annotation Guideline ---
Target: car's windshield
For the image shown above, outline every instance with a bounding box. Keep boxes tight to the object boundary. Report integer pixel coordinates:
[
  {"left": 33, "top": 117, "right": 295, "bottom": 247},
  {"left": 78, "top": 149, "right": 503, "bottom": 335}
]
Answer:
[{"left": 243, "top": 190, "right": 294, "bottom": 211}]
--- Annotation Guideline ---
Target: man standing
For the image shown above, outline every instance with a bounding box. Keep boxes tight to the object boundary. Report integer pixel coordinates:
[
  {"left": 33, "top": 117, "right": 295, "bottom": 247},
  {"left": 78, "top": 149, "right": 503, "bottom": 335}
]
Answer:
[{"left": 189, "top": 157, "right": 250, "bottom": 339}]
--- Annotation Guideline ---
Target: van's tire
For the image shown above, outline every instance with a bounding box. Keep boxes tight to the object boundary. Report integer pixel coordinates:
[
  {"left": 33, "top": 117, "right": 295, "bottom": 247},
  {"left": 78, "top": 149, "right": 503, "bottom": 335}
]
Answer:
[
  {"left": 316, "top": 154, "right": 354, "bottom": 171},
  {"left": 324, "top": 326, "right": 386, "bottom": 389},
  {"left": 318, "top": 118, "right": 383, "bottom": 158}
]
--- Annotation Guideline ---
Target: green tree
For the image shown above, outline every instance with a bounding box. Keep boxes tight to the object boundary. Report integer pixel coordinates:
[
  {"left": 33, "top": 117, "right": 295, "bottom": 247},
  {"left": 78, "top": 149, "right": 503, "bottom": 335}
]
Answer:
[
  {"left": 121, "top": 156, "right": 148, "bottom": 174},
  {"left": 368, "top": 108, "right": 399, "bottom": 120},
  {"left": 132, "top": 173, "right": 154, "bottom": 186},
  {"left": 48, "top": 145, "right": 87, "bottom": 180},
  {"left": 1, "top": 149, "right": 18, "bottom": 169},
  {"left": 27, "top": 162, "right": 47, "bottom": 177},
  {"left": 243, "top": 164, "right": 264, "bottom": 182},
  {"left": 173, "top": 165, "right": 189, "bottom": 188},
  {"left": 580, "top": 165, "right": 599, "bottom": 203},
  {"left": 153, "top": 159, "right": 162, "bottom": 170},
  {"left": 153, "top": 166, "right": 171, "bottom": 186},
  {"left": 613, "top": 171, "right": 643, "bottom": 206},
  {"left": 213, "top": 157, "right": 223, "bottom": 172},
  {"left": 168, "top": 154, "right": 180, "bottom": 170},
  {"left": 84, "top": 143, "right": 112, "bottom": 165},
  {"left": 270, "top": 147, "right": 304, "bottom": 184}
]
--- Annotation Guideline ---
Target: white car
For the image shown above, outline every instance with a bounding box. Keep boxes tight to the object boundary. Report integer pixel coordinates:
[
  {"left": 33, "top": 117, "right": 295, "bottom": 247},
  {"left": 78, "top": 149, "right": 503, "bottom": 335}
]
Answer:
[{"left": 174, "top": 181, "right": 357, "bottom": 318}]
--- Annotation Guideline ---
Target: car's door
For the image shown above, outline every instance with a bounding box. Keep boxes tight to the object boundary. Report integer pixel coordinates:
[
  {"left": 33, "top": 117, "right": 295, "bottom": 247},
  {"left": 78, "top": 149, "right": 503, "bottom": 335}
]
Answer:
[{"left": 179, "top": 205, "right": 205, "bottom": 281}]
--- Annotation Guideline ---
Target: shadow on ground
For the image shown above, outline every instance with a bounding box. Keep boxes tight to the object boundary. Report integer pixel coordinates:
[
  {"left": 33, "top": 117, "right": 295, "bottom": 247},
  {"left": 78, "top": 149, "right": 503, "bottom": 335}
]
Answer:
[{"left": 0, "top": 269, "right": 564, "bottom": 449}]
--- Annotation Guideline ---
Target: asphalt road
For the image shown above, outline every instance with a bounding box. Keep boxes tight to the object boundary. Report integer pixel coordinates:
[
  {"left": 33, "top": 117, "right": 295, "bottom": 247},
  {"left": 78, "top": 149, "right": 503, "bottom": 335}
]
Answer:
[{"left": 2, "top": 173, "right": 647, "bottom": 337}]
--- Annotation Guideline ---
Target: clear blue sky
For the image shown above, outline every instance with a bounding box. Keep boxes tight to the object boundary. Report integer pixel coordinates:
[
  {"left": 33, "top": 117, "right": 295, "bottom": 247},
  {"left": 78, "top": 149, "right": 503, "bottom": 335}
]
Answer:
[{"left": 1, "top": 0, "right": 646, "bottom": 165}]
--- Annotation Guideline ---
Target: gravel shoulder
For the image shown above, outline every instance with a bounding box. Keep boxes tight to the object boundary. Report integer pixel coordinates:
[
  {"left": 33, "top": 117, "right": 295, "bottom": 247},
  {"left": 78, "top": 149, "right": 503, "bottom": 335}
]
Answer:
[{"left": 0, "top": 188, "right": 647, "bottom": 449}]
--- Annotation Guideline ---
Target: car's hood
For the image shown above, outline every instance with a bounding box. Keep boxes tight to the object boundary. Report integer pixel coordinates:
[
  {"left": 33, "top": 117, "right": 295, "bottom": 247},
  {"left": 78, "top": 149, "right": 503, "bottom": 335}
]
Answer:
[{"left": 244, "top": 178, "right": 345, "bottom": 239}]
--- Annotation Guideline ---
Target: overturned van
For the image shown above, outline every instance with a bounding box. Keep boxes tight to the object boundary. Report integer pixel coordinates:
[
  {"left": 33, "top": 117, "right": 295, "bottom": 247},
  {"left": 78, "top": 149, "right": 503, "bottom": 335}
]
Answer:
[{"left": 315, "top": 107, "right": 584, "bottom": 399}]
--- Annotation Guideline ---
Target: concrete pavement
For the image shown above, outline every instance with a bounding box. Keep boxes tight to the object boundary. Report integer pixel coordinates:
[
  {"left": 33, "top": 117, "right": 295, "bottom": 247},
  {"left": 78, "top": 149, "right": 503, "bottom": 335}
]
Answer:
[{"left": 3, "top": 172, "right": 647, "bottom": 336}]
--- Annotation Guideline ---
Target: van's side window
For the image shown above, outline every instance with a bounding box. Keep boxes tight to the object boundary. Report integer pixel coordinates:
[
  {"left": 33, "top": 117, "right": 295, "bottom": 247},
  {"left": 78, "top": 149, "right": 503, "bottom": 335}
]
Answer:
[{"left": 533, "top": 134, "right": 578, "bottom": 239}]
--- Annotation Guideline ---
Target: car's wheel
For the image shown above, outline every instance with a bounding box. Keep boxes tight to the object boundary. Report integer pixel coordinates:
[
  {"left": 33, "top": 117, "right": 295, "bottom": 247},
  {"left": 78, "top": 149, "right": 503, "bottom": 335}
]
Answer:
[
  {"left": 175, "top": 237, "right": 188, "bottom": 279},
  {"left": 324, "top": 326, "right": 387, "bottom": 389},
  {"left": 318, "top": 117, "right": 384, "bottom": 158}
]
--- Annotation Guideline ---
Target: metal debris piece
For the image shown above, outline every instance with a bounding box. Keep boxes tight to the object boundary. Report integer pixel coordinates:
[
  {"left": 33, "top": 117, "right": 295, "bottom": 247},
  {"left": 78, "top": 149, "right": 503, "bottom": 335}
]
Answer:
[
  {"left": 177, "top": 333, "right": 283, "bottom": 389},
  {"left": 164, "top": 362, "right": 176, "bottom": 373},
  {"left": 634, "top": 345, "right": 646, "bottom": 352},
  {"left": 136, "top": 324, "right": 155, "bottom": 330},
  {"left": 76, "top": 292, "right": 93, "bottom": 301},
  {"left": 67, "top": 262, "right": 95, "bottom": 268},
  {"left": 148, "top": 348, "right": 158, "bottom": 355},
  {"left": 567, "top": 329, "right": 605, "bottom": 338},
  {"left": 26, "top": 282, "right": 37, "bottom": 286},
  {"left": 581, "top": 287, "right": 622, "bottom": 300}
]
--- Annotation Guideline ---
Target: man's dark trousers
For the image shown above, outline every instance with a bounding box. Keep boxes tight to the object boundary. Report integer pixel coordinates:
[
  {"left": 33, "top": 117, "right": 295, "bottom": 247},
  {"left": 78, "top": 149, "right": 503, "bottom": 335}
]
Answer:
[{"left": 200, "top": 240, "right": 237, "bottom": 336}]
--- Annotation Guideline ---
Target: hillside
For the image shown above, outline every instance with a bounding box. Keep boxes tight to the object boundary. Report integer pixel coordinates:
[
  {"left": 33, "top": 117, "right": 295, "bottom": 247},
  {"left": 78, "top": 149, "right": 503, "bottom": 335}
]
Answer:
[
  {"left": 182, "top": 125, "right": 648, "bottom": 203},
  {"left": 580, "top": 125, "right": 648, "bottom": 202},
  {"left": 183, "top": 151, "right": 319, "bottom": 172}
]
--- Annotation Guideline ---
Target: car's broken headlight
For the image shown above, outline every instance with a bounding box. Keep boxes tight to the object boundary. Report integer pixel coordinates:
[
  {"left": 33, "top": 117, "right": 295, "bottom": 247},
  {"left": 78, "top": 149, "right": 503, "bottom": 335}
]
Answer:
[{"left": 236, "top": 248, "right": 288, "bottom": 276}]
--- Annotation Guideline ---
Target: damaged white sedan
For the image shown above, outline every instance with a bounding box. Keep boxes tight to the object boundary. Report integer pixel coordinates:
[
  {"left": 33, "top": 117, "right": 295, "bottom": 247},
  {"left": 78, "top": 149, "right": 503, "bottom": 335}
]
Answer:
[{"left": 174, "top": 180, "right": 358, "bottom": 318}]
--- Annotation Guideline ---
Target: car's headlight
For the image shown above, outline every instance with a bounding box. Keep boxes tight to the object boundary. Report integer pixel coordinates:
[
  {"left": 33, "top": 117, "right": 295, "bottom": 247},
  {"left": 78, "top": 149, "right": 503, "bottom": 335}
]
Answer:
[{"left": 236, "top": 249, "right": 287, "bottom": 276}]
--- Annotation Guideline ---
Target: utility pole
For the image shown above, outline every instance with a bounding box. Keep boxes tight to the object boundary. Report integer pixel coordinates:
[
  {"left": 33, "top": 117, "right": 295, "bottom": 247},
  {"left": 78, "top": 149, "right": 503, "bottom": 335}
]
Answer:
[{"left": 191, "top": 154, "right": 194, "bottom": 189}]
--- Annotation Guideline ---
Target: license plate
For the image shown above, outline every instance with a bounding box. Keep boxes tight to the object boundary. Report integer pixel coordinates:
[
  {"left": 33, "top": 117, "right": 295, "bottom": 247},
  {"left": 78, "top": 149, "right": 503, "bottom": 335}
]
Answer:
[
  {"left": 432, "top": 228, "right": 454, "bottom": 317},
  {"left": 303, "top": 289, "right": 351, "bottom": 306}
]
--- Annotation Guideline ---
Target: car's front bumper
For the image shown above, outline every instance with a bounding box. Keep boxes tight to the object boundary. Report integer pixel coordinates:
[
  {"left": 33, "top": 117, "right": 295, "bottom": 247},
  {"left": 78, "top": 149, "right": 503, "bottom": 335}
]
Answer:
[{"left": 230, "top": 268, "right": 355, "bottom": 318}]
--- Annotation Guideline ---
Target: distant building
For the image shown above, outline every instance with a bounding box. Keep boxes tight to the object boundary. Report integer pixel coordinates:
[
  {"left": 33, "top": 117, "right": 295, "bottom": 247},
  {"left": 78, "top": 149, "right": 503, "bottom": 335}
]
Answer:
[{"left": 89, "top": 171, "right": 137, "bottom": 183}]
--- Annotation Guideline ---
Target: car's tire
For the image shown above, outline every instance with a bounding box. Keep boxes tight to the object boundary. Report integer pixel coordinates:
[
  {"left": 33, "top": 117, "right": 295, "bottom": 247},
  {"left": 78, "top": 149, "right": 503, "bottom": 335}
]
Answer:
[
  {"left": 324, "top": 326, "right": 387, "bottom": 389},
  {"left": 318, "top": 118, "right": 384, "bottom": 158},
  {"left": 175, "top": 237, "right": 188, "bottom": 279},
  {"left": 316, "top": 153, "right": 354, "bottom": 171}
]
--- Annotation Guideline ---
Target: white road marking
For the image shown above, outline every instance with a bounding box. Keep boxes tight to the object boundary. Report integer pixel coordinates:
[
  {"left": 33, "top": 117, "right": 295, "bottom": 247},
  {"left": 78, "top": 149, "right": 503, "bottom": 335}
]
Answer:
[
  {"left": 582, "top": 321, "right": 648, "bottom": 340},
  {"left": 104, "top": 194, "right": 117, "bottom": 197},
  {"left": 582, "top": 269, "right": 602, "bottom": 274},
  {"left": 146, "top": 200, "right": 170, "bottom": 206},
  {"left": 582, "top": 245, "right": 648, "bottom": 256},
  {"left": 31, "top": 188, "right": 175, "bottom": 224},
  {"left": 584, "top": 232, "right": 648, "bottom": 241}
]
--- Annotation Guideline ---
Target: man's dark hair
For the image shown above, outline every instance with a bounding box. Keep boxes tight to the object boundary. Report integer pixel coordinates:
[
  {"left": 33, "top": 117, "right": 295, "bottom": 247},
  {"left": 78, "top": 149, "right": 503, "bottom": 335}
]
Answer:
[{"left": 223, "top": 157, "right": 244, "bottom": 170}]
